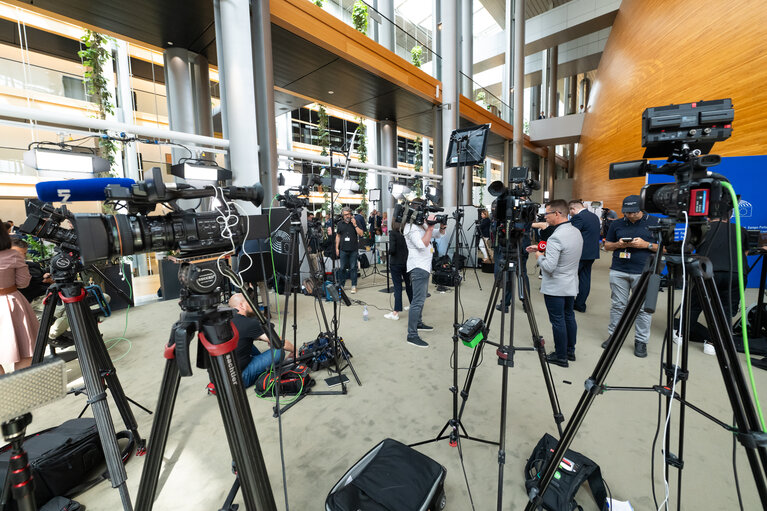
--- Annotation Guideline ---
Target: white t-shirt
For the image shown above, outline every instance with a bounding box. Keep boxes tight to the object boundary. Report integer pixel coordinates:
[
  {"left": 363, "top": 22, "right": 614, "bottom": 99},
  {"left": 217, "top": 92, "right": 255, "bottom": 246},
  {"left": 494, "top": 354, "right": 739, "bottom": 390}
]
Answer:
[{"left": 404, "top": 223, "right": 442, "bottom": 273}]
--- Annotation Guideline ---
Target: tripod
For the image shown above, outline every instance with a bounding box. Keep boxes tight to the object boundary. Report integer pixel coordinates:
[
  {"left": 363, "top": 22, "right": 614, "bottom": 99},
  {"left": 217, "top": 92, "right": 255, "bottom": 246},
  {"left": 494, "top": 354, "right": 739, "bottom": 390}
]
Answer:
[
  {"left": 525, "top": 232, "right": 767, "bottom": 510},
  {"left": 32, "top": 249, "right": 148, "bottom": 511},
  {"left": 135, "top": 255, "right": 277, "bottom": 511}
]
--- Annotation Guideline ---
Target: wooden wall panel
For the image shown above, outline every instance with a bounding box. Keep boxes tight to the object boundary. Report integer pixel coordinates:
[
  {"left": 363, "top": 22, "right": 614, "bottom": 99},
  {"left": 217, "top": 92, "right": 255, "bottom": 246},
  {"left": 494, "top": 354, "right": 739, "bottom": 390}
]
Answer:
[{"left": 574, "top": 0, "right": 767, "bottom": 212}]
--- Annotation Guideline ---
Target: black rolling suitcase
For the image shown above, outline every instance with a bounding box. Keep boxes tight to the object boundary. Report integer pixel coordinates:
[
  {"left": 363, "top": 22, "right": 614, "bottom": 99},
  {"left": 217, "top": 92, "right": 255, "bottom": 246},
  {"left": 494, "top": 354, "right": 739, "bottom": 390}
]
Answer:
[{"left": 326, "top": 438, "right": 447, "bottom": 511}]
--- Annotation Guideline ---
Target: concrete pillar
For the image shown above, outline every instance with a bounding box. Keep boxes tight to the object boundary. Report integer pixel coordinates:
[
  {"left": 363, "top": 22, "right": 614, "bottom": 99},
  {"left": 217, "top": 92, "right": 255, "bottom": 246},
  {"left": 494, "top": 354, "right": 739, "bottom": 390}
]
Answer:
[
  {"left": 512, "top": 0, "right": 525, "bottom": 167},
  {"left": 191, "top": 55, "right": 214, "bottom": 137},
  {"left": 164, "top": 47, "right": 198, "bottom": 167},
  {"left": 540, "top": 49, "right": 548, "bottom": 118},
  {"left": 441, "top": 0, "right": 460, "bottom": 207},
  {"left": 460, "top": 0, "right": 473, "bottom": 97},
  {"left": 365, "top": 118, "right": 377, "bottom": 206},
  {"left": 114, "top": 41, "right": 139, "bottom": 181},
  {"left": 379, "top": 120, "right": 397, "bottom": 215},
  {"left": 379, "top": 0, "right": 395, "bottom": 51},
  {"left": 432, "top": 105, "right": 443, "bottom": 180},
  {"left": 213, "top": 0, "right": 230, "bottom": 170},
  {"left": 433, "top": 0, "right": 442, "bottom": 80},
  {"left": 530, "top": 84, "right": 541, "bottom": 122},
  {"left": 579, "top": 77, "right": 591, "bottom": 109},
  {"left": 216, "top": 0, "right": 261, "bottom": 211},
  {"left": 502, "top": 0, "right": 513, "bottom": 109},
  {"left": 567, "top": 74, "right": 577, "bottom": 115},
  {"left": 252, "top": 0, "right": 278, "bottom": 199},
  {"left": 546, "top": 45, "right": 558, "bottom": 199}
]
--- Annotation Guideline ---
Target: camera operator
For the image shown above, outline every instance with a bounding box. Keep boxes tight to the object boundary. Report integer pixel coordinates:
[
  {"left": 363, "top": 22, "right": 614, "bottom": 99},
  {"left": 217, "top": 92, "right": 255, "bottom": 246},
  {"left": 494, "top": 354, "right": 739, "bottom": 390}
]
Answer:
[
  {"left": 526, "top": 200, "right": 582, "bottom": 367},
  {"left": 685, "top": 207, "right": 749, "bottom": 355},
  {"left": 336, "top": 207, "right": 365, "bottom": 294},
  {"left": 404, "top": 200, "right": 446, "bottom": 348},
  {"left": 602, "top": 195, "right": 660, "bottom": 358},
  {"left": 229, "top": 293, "right": 294, "bottom": 388},
  {"left": 568, "top": 200, "right": 601, "bottom": 313},
  {"left": 493, "top": 207, "right": 532, "bottom": 312},
  {"left": 383, "top": 221, "right": 412, "bottom": 321},
  {"left": 368, "top": 209, "right": 382, "bottom": 233}
]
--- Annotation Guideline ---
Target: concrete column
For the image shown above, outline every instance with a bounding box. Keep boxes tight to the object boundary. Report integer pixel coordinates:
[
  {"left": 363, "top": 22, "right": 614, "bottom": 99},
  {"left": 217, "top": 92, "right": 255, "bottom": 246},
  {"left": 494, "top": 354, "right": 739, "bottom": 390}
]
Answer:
[
  {"left": 216, "top": 0, "right": 260, "bottom": 211},
  {"left": 546, "top": 45, "right": 558, "bottom": 199},
  {"left": 191, "top": 55, "right": 214, "bottom": 137},
  {"left": 567, "top": 74, "right": 577, "bottom": 115},
  {"left": 460, "top": 0, "right": 473, "bottom": 97},
  {"left": 252, "top": 0, "right": 278, "bottom": 199},
  {"left": 502, "top": 139, "right": 510, "bottom": 184},
  {"left": 114, "top": 41, "right": 139, "bottom": 181},
  {"left": 433, "top": 0, "right": 442, "bottom": 80},
  {"left": 379, "top": 120, "right": 397, "bottom": 215},
  {"left": 164, "top": 47, "right": 197, "bottom": 166},
  {"left": 512, "top": 0, "right": 524, "bottom": 167},
  {"left": 579, "top": 77, "right": 591, "bottom": 109},
  {"left": 530, "top": 84, "right": 541, "bottom": 122},
  {"left": 432, "top": 105, "right": 443, "bottom": 180},
  {"left": 365, "top": 118, "right": 377, "bottom": 205},
  {"left": 213, "top": 0, "right": 230, "bottom": 171},
  {"left": 502, "top": 0, "right": 512, "bottom": 108},
  {"left": 379, "top": 0, "right": 395, "bottom": 51},
  {"left": 540, "top": 49, "right": 548, "bottom": 118},
  {"left": 441, "top": 0, "right": 459, "bottom": 207}
]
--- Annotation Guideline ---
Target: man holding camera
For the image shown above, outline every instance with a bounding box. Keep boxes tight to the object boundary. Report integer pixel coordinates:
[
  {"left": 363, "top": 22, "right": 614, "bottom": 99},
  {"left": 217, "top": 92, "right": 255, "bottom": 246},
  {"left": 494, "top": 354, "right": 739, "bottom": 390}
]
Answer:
[
  {"left": 602, "top": 195, "right": 660, "bottom": 358},
  {"left": 527, "top": 200, "right": 582, "bottom": 367},
  {"left": 568, "top": 200, "right": 601, "bottom": 313},
  {"left": 336, "top": 207, "right": 364, "bottom": 294},
  {"left": 404, "top": 203, "right": 446, "bottom": 348}
]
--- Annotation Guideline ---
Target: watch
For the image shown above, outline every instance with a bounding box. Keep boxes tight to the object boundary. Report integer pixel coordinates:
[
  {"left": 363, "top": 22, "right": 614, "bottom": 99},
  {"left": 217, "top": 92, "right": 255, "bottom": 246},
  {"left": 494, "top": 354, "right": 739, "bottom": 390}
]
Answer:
[{"left": 648, "top": 242, "right": 654, "bottom": 250}]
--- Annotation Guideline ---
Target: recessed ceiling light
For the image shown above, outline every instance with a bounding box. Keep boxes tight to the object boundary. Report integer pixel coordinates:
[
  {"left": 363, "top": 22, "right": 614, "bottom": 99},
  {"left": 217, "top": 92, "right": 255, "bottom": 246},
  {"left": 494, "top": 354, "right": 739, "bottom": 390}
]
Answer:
[
  {"left": 328, "top": 90, "right": 335, "bottom": 94},
  {"left": 167, "top": 41, "right": 173, "bottom": 46}
]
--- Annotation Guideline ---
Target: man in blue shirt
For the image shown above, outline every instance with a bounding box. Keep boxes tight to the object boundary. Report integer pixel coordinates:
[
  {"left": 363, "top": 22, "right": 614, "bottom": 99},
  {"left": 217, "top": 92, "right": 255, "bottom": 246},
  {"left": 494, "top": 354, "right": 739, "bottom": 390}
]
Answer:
[
  {"left": 602, "top": 195, "right": 660, "bottom": 358},
  {"left": 568, "top": 200, "right": 601, "bottom": 313}
]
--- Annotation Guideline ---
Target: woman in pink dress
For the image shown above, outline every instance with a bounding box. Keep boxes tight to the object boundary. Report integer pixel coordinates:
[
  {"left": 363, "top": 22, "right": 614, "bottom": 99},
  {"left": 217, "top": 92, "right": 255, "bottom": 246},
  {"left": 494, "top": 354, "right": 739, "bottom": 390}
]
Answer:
[{"left": 0, "top": 222, "right": 39, "bottom": 374}]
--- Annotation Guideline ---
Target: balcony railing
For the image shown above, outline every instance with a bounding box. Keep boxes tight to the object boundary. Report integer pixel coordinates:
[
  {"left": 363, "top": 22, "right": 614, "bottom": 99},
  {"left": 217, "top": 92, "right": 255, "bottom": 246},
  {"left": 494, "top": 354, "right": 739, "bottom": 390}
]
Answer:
[{"left": 460, "top": 72, "right": 512, "bottom": 124}]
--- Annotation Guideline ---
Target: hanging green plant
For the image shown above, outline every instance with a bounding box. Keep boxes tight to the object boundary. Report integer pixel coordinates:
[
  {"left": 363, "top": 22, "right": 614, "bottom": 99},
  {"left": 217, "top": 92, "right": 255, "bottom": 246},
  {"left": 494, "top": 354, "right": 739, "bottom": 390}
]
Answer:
[
  {"left": 356, "top": 173, "right": 368, "bottom": 214},
  {"left": 317, "top": 105, "right": 330, "bottom": 156},
  {"left": 411, "top": 45, "right": 423, "bottom": 68},
  {"left": 22, "top": 234, "right": 54, "bottom": 263},
  {"left": 313, "top": 0, "right": 324, "bottom": 6},
  {"left": 475, "top": 89, "right": 486, "bottom": 104},
  {"left": 355, "top": 118, "right": 367, "bottom": 164},
  {"left": 352, "top": 0, "right": 369, "bottom": 34},
  {"left": 78, "top": 29, "right": 119, "bottom": 178},
  {"left": 413, "top": 137, "right": 424, "bottom": 197}
]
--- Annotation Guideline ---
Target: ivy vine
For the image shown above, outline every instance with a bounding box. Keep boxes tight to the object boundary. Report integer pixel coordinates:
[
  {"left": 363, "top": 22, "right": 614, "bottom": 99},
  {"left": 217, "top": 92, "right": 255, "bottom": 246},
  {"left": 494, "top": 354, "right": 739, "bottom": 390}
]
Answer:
[
  {"left": 78, "top": 30, "right": 119, "bottom": 178},
  {"left": 22, "top": 234, "right": 54, "bottom": 263},
  {"left": 411, "top": 45, "right": 423, "bottom": 68},
  {"left": 352, "top": 0, "right": 369, "bottom": 34},
  {"left": 355, "top": 118, "right": 367, "bottom": 164},
  {"left": 413, "top": 137, "right": 423, "bottom": 197},
  {"left": 313, "top": 0, "right": 323, "bottom": 6}
]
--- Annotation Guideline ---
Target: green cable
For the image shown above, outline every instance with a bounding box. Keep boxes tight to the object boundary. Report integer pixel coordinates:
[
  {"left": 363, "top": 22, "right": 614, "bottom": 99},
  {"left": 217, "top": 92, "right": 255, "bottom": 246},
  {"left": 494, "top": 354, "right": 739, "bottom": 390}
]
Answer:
[
  {"left": 267, "top": 196, "right": 284, "bottom": 333},
  {"left": 104, "top": 259, "right": 133, "bottom": 361},
  {"left": 722, "top": 181, "right": 765, "bottom": 431}
]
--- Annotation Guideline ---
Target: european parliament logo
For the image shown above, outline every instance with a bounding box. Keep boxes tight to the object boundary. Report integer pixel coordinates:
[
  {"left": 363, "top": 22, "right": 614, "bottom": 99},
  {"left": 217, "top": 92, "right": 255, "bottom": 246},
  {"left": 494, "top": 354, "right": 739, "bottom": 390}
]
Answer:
[{"left": 739, "top": 200, "right": 753, "bottom": 218}]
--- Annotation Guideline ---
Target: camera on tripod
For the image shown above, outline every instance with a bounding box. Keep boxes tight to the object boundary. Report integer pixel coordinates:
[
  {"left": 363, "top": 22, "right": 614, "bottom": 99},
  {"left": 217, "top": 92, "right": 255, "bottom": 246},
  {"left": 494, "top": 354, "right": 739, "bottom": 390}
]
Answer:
[
  {"left": 393, "top": 190, "right": 446, "bottom": 231},
  {"left": 46, "top": 167, "right": 264, "bottom": 264},
  {"left": 488, "top": 166, "right": 541, "bottom": 225},
  {"left": 609, "top": 99, "right": 735, "bottom": 235},
  {"left": 20, "top": 200, "right": 78, "bottom": 250}
]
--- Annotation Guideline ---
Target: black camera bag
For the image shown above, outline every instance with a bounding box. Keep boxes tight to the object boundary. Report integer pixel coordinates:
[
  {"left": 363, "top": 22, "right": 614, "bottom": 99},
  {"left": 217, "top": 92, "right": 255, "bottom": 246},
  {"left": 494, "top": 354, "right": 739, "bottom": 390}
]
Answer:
[
  {"left": 358, "top": 253, "right": 370, "bottom": 269},
  {"left": 524, "top": 433, "right": 607, "bottom": 511},
  {"left": 326, "top": 438, "right": 446, "bottom": 511},
  {"left": 0, "top": 418, "right": 133, "bottom": 505},
  {"left": 255, "top": 363, "right": 312, "bottom": 397}
]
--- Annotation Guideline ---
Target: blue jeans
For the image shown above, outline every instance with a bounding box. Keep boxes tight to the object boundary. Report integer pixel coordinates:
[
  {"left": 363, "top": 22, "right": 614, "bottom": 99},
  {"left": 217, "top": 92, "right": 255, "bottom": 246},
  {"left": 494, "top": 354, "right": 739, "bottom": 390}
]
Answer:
[
  {"left": 407, "top": 268, "right": 430, "bottom": 339},
  {"left": 575, "top": 259, "right": 594, "bottom": 310},
  {"left": 544, "top": 295, "right": 577, "bottom": 359},
  {"left": 241, "top": 346, "right": 284, "bottom": 388},
  {"left": 390, "top": 263, "right": 412, "bottom": 312},
  {"left": 338, "top": 249, "right": 358, "bottom": 287}
]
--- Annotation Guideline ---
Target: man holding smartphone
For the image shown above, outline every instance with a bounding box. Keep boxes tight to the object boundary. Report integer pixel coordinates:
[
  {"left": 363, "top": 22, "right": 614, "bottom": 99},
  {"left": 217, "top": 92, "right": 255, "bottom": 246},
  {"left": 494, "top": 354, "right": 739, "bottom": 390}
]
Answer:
[{"left": 602, "top": 195, "right": 660, "bottom": 358}]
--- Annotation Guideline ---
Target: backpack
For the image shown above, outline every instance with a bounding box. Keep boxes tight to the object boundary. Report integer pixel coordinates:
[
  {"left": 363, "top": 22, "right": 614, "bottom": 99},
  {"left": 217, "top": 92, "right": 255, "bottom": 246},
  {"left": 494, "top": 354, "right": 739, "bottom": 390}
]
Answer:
[
  {"left": 524, "top": 433, "right": 608, "bottom": 511},
  {"left": 358, "top": 253, "right": 370, "bottom": 269}
]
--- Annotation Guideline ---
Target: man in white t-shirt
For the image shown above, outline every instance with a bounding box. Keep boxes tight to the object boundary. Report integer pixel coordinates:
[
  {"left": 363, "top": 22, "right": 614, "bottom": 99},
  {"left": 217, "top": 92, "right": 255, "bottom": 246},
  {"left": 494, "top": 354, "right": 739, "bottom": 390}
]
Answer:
[{"left": 403, "top": 205, "right": 446, "bottom": 348}]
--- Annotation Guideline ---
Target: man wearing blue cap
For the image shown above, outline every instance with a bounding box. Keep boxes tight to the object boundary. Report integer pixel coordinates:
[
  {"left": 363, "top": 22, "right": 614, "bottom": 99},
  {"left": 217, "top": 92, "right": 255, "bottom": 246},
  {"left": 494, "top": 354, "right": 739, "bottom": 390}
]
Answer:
[{"left": 602, "top": 195, "right": 660, "bottom": 357}]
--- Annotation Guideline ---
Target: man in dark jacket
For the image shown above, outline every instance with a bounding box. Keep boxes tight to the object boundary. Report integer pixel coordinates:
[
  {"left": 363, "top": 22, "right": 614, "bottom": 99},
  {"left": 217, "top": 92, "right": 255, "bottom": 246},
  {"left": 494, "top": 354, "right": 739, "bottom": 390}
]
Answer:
[{"left": 568, "top": 200, "right": 601, "bottom": 312}]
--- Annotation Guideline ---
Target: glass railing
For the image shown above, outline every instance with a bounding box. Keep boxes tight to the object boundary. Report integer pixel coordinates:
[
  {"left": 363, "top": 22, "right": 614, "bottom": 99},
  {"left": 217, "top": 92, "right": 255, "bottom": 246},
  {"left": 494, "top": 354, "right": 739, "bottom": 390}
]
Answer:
[
  {"left": 133, "top": 88, "right": 168, "bottom": 119},
  {"left": 317, "top": 0, "right": 441, "bottom": 79},
  {"left": 0, "top": 56, "right": 89, "bottom": 101},
  {"left": 0, "top": 147, "right": 30, "bottom": 176},
  {"left": 460, "top": 72, "right": 512, "bottom": 123}
]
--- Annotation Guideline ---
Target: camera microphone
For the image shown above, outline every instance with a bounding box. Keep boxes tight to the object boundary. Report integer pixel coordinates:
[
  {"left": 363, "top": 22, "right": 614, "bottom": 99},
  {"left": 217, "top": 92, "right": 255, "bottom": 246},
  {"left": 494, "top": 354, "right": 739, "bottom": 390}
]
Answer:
[{"left": 36, "top": 178, "right": 135, "bottom": 203}]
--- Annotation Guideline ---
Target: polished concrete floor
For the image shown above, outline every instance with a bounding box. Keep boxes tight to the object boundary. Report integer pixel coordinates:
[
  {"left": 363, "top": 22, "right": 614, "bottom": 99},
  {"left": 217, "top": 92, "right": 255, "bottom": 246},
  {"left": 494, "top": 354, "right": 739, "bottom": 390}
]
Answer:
[{"left": 25, "top": 257, "right": 767, "bottom": 510}]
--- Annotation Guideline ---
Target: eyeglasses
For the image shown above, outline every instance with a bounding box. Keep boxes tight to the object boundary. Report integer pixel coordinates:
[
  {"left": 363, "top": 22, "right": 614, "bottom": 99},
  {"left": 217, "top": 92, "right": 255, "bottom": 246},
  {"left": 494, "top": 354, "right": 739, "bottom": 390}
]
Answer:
[{"left": 544, "top": 211, "right": 558, "bottom": 216}]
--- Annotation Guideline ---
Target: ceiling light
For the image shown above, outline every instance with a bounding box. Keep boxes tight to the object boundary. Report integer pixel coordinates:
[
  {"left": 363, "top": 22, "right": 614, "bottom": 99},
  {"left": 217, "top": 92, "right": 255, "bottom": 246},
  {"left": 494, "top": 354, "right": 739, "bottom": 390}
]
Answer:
[
  {"left": 328, "top": 90, "right": 335, "bottom": 94},
  {"left": 170, "top": 160, "right": 232, "bottom": 182}
]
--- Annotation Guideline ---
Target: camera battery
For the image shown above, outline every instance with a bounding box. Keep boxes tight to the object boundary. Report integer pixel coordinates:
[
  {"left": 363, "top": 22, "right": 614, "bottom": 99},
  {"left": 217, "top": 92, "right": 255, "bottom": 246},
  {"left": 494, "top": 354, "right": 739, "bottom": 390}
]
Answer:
[
  {"left": 689, "top": 188, "right": 709, "bottom": 216},
  {"left": 458, "top": 317, "right": 485, "bottom": 348}
]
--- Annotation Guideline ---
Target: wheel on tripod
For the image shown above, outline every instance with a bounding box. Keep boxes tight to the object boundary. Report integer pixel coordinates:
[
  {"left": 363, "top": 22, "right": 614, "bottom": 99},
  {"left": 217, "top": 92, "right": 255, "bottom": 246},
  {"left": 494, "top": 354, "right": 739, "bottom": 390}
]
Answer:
[{"left": 733, "top": 302, "right": 767, "bottom": 337}]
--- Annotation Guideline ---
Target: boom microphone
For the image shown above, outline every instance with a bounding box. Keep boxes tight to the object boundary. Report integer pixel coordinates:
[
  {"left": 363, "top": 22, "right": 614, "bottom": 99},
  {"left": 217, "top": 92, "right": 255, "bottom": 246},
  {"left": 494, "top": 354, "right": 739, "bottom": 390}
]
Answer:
[{"left": 36, "top": 178, "right": 135, "bottom": 203}]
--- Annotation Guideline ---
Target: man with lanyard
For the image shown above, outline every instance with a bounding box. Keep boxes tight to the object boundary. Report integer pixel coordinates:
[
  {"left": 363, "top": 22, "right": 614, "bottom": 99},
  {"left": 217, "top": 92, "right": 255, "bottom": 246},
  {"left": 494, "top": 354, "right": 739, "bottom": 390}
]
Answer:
[
  {"left": 568, "top": 200, "right": 601, "bottom": 313},
  {"left": 336, "top": 207, "right": 364, "bottom": 294},
  {"left": 602, "top": 195, "right": 660, "bottom": 357},
  {"left": 229, "top": 293, "right": 294, "bottom": 388},
  {"left": 404, "top": 202, "right": 446, "bottom": 348}
]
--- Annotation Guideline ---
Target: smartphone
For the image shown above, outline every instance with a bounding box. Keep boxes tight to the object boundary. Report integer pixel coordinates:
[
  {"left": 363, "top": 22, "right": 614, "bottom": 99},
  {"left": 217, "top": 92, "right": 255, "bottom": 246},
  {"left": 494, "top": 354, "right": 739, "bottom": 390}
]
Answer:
[{"left": 620, "top": 237, "right": 633, "bottom": 243}]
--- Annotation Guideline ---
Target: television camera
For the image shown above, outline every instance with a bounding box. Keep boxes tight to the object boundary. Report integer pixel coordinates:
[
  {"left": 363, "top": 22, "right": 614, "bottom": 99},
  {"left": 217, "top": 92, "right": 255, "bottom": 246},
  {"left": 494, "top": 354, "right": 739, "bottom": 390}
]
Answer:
[
  {"left": 609, "top": 99, "right": 735, "bottom": 245},
  {"left": 487, "top": 167, "right": 541, "bottom": 249},
  {"left": 393, "top": 189, "right": 447, "bottom": 230}
]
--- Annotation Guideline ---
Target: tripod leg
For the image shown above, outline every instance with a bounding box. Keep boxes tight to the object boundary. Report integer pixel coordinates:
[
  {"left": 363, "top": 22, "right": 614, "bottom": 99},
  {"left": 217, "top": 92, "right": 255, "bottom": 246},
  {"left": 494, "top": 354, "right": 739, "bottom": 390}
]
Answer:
[
  {"left": 695, "top": 274, "right": 767, "bottom": 502},
  {"left": 525, "top": 270, "right": 654, "bottom": 511},
  {"left": 32, "top": 291, "right": 59, "bottom": 364},
  {"left": 135, "top": 355, "right": 183, "bottom": 510},
  {"left": 62, "top": 289, "right": 133, "bottom": 511},
  {"left": 497, "top": 269, "right": 513, "bottom": 511}
]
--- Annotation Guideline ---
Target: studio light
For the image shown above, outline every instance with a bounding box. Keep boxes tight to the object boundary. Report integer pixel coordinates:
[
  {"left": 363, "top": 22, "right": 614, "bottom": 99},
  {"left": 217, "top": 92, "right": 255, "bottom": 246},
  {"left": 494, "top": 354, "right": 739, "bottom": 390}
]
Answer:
[
  {"left": 389, "top": 183, "right": 411, "bottom": 200},
  {"left": 23, "top": 147, "right": 110, "bottom": 177},
  {"left": 334, "top": 178, "right": 360, "bottom": 193},
  {"left": 171, "top": 160, "right": 232, "bottom": 182}
]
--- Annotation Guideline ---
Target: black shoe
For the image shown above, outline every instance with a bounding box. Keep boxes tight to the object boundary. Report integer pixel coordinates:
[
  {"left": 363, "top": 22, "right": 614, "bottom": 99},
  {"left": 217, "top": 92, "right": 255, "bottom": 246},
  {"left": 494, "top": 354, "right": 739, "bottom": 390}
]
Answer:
[
  {"left": 573, "top": 305, "right": 586, "bottom": 313},
  {"left": 417, "top": 322, "right": 434, "bottom": 331},
  {"left": 495, "top": 304, "right": 509, "bottom": 313},
  {"left": 407, "top": 336, "right": 429, "bottom": 348},
  {"left": 427, "top": 292, "right": 432, "bottom": 298},
  {"left": 601, "top": 336, "right": 612, "bottom": 349},
  {"left": 546, "top": 353, "right": 569, "bottom": 368},
  {"left": 634, "top": 342, "right": 647, "bottom": 358},
  {"left": 567, "top": 352, "right": 576, "bottom": 362},
  {"left": 49, "top": 332, "right": 74, "bottom": 348}
]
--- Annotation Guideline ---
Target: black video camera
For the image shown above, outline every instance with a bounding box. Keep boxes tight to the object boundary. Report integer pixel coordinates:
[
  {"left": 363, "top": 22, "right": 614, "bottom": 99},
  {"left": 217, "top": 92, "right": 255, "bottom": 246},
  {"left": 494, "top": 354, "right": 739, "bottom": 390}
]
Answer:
[
  {"left": 19, "top": 200, "right": 78, "bottom": 251},
  {"left": 609, "top": 99, "right": 735, "bottom": 224},
  {"left": 31, "top": 167, "right": 264, "bottom": 264},
  {"left": 393, "top": 194, "right": 446, "bottom": 230},
  {"left": 488, "top": 166, "right": 541, "bottom": 225}
]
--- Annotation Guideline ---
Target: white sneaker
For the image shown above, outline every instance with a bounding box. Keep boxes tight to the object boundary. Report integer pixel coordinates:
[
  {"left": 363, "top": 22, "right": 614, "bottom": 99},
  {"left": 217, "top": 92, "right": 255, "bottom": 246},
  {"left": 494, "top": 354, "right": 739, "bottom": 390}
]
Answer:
[
  {"left": 703, "top": 341, "right": 716, "bottom": 356},
  {"left": 351, "top": 286, "right": 357, "bottom": 294},
  {"left": 672, "top": 330, "right": 683, "bottom": 345},
  {"left": 404, "top": 306, "right": 410, "bottom": 311},
  {"left": 384, "top": 312, "right": 399, "bottom": 321}
]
